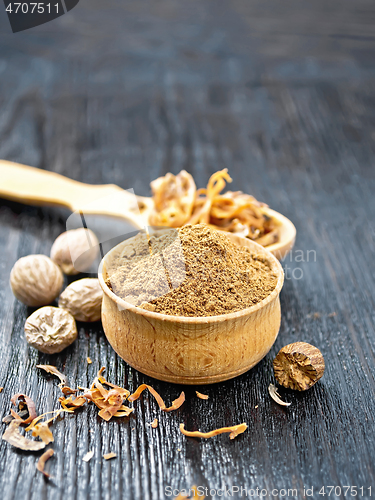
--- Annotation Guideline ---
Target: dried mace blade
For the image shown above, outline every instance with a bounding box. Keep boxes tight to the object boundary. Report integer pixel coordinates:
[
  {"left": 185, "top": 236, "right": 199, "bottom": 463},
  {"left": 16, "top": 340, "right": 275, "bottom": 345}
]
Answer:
[
  {"left": 36, "top": 365, "right": 67, "bottom": 388},
  {"left": 151, "top": 418, "right": 158, "bottom": 428},
  {"left": 195, "top": 391, "right": 209, "bottom": 400},
  {"left": 82, "top": 450, "right": 94, "bottom": 462},
  {"left": 26, "top": 410, "right": 62, "bottom": 445},
  {"left": 128, "top": 384, "right": 185, "bottom": 412},
  {"left": 179, "top": 423, "right": 247, "bottom": 440},
  {"left": 268, "top": 384, "right": 291, "bottom": 407},
  {"left": 2, "top": 420, "right": 46, "bottom": 451},
  {"left": 273, "top": 342, "right": 325, "bottom": 391},
  {"left": 10, "top": 393, "right": 37, "bottom": 425},
  {"left": 83, "top": 368, "right": 133, "bottom": 421},
  {"left": 36, "top": 449, "right": 54, "bottom": 478},
  {"left": 31, "top": 422, "right": 54, "bottom": 445},
  {"left": 58, "top": 395, "right": 87, "bottom": 413},
  {"left": 61, "top": 386, "right": 77, "bottom": 396}
]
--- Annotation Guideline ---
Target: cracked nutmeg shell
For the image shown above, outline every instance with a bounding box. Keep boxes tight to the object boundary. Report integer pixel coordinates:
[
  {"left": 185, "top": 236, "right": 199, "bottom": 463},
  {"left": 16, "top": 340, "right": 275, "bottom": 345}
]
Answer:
[
  {"left": 25, "top": 306, "right": 77, "bottom": 354},
  {"left": 10, "top": 255, "right": 64, "bottom": 307},
  {"left": 273, "top": 342, "right": 325, "bottom": 391},
  {"left": 58, "top": 278, "right": 103, "bottom": 322}
]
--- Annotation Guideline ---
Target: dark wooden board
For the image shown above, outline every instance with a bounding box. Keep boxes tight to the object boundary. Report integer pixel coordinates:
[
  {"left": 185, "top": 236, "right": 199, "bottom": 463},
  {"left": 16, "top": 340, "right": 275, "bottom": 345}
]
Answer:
[{"left": 0, "top": 0, "right": 375, "bottom": 498}]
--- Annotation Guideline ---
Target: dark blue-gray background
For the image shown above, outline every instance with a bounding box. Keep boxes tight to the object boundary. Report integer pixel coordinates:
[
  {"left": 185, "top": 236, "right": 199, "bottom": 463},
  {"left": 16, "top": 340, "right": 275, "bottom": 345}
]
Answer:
[{"left": 0, "top": 1, "right": 374, "bottom": 499}]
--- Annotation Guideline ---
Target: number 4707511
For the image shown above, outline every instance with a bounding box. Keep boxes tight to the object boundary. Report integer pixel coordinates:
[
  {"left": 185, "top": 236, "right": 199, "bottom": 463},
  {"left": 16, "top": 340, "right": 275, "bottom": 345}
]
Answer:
[
  {"left": 319, "top": 486, "right": 371, "bottom": 496},
  {"left": 6, "top": 3, "right": 60, "bottom": 14}
]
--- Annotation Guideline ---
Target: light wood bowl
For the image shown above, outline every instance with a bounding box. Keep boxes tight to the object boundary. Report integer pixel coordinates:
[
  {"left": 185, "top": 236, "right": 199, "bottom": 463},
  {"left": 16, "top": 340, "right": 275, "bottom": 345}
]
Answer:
[{"left": 98, "top": 233, "right": 285, "bottom": 385}]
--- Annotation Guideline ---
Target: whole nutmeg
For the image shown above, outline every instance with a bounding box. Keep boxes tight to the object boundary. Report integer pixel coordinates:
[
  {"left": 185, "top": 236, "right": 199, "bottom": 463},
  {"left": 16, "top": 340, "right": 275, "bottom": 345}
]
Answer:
[
  {"left": 59, "top": 278, "right": 103, "bottom": 322},
  {"left": 10, "top": 255, "right": 64, "bottom": 307},
  {"left": 50, "top": 228, "right": 99, "bottom": 275},
  {"left": 273, "top": 342, "right": 325, "bottom": 391},
  {"left": 24, "top": 306, "right": 77, "bottom": 354}
]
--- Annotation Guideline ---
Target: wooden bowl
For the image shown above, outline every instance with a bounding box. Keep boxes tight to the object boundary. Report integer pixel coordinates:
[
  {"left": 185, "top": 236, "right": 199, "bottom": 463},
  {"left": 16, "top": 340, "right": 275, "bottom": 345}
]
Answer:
[{"left": 98, "top": 233, "right": 284, "bottom": 385}]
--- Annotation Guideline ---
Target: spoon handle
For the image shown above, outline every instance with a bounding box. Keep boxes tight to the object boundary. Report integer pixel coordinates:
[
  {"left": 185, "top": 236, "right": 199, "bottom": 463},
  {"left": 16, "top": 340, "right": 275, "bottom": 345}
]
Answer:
[{"left": 0, "top": 160, "right": 148, "bottom": 228}]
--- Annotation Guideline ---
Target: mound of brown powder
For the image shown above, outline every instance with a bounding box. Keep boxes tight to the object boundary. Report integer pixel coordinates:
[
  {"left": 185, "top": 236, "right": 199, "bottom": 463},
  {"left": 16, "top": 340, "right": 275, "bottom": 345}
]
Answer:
[{"left": 106, "top": 224, "right": 278, "bottom": 317}]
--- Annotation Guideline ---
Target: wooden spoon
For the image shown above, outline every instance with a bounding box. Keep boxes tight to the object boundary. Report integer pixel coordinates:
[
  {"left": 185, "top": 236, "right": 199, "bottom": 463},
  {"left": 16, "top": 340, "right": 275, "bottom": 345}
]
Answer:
[{"left": 0, "top": 160, "right": 296, "bottom": 260}]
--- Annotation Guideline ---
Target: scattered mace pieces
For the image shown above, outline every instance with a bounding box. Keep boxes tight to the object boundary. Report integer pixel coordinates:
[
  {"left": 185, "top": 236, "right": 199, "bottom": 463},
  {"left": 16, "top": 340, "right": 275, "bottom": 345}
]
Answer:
[
  {"left": 10, "top": 255, "right": 63, "bottom": 307},
  {"left": 151, "top": 418, "right": 158, "bottom": 428},
  {"left": 36, "top": 449, "right": 54, "bottom": 478},
  {"left": 61, "top": 386, "right": 77, "bottom": 395},
  {"left": 268, "top": 384, "right": 291, "bottom": 407},
  {"left": 87, "top": 357, "right": 92, "bottom": 364},
  {"left": 96, "top": 367, "right": 130, "bottom": 398},
  {"left": 179, "top": 423, "right": 247, "bottom": 440},
  {"left": 58, "top": 278, "right": 103, "bottom": 322},
  {"left": 58, "top": 395, "right": 87, "bottom": 412},
  {"left": 2, "top": 419, "right": 46, "bottom": 451},
  {"left": 84, "top": 388, "right": 133, "bottom": 421},
  {"left": 3, "top": 410, "right": 27, "bottom": 424},
  {"left": 36, "top": 365, "right": 67, "bottom": 388},
  {"left": 0, "top": 387, "right": 3, "bottom": 393},
  {"left": 83, "top": 450, "right": 94, "bottom": 463},
  {"left": 103, "top": 452, "right": 117, "bottom": 460},
  {"left": 3, "top": 406, "right": 62, "bottom": 452},
  {"left": 83, "top": 367, "right": 133, "bottom": 421},
  {"left": 50, "top": 228, "right": 99, "bottom": 275},
  {"left": 30, "top": 421, "right": 54, "bottom": 445},
  {"left": 24, "top": 306, "right": 77, "bottom": 354},
  {"left": 25, "top": 410, "right": 62, "bottom": 445},
  {"left": 10, "top": 393, "right": 37, "bottom": 424},
  {"left": 273, "top": 342, "right": 325, "bottom": 391},
  {"left": 195, "top": 391, "right": 209, "bottom": 400},
  {"left": 128, "top": 384, "right": 185, "bottom": 412}
]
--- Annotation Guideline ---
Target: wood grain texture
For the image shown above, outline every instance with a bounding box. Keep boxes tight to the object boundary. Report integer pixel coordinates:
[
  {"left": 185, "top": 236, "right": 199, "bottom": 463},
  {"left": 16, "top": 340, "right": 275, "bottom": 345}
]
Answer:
[{"left": 0, "top": 0, "right": 375, "bottom": 498}]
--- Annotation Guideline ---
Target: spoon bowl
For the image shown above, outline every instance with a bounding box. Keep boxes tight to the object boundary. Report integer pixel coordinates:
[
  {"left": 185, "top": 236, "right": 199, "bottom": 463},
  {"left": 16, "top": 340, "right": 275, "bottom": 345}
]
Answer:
[{"left": 261, "top": 207, "right": 296, "bottom": 260}]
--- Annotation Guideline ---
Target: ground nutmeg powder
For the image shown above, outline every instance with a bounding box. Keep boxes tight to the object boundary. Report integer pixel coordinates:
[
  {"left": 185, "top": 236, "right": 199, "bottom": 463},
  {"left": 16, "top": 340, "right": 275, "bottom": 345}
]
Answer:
[{"left": 106, "top": 224, "right": 278, "bottom": 317}]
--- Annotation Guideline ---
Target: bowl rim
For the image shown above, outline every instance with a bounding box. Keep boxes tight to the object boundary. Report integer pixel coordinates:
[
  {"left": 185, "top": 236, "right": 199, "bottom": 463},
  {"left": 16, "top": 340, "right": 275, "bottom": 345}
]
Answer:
[{"left": 98, "top": 231, "right": 285, "bottom": 324}]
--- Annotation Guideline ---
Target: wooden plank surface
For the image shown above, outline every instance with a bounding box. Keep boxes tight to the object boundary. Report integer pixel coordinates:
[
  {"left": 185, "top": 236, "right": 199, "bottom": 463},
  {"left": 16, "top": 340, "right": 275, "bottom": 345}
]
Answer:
[{"left": 0, "top": 0, "right": 375, "bottom": 498}]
